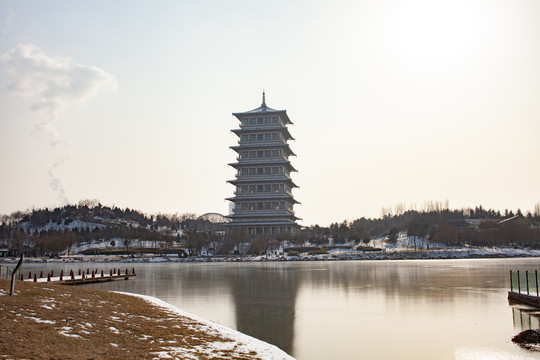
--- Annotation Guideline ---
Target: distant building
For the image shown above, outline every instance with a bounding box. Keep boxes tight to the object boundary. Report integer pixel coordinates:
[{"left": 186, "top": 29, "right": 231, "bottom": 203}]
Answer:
[{"left": 226, "top": 93, "right": 300, "bottom": 237}]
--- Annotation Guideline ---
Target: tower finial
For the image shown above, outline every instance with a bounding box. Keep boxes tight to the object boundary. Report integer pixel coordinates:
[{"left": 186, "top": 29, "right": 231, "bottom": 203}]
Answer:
[{"left": 262, "top": 90, "right": 266, "bottom": 107}]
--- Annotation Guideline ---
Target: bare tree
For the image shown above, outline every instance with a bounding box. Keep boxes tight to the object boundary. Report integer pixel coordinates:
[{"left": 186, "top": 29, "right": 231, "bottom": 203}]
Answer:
[
  {"left": 394, "top": 203, "right": 406, "bottom": 216},
  {"left": 63, "top": 230, "right": 78, "bottom": 256},
  {"left": 251, "top": 234, "right": 271, "bottom": 255},
  {"left": 184, "top": 231, "right": 208, "bottom": 256},
  {"left": 228, "top": 228, "right": 247, "bottom": 254}
]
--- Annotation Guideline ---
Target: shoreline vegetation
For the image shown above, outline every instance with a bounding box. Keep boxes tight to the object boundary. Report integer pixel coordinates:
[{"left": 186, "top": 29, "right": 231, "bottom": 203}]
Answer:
[
  {"left": 1, "top": 202, "right": 539, "bottom": 262},
  {"left": 0, "top": 279, "right": 293, "bottom": 360},
  {"left": 1, "top": 246, "right": 540, "bottom": 265}
]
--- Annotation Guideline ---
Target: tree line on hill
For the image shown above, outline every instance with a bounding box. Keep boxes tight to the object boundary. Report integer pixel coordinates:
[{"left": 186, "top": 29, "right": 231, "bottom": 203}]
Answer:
[
  {"left": 0, "top": 200, "right": 215, "bottom": 257},
  {"left": 1, "top": 200, "right": 539, "bottom": 257},
  {"left": 304, "top": 203, "right": 540, "bottom": 249}
]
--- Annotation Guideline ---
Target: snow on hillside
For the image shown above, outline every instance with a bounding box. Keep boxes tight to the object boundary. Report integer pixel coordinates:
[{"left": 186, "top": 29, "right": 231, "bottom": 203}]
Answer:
[
  {"left": 18, "top": 220, "right": 105, "bottom": 233},
  {"left": 70, "top": 239, "right": 162, "bottom": 253}
]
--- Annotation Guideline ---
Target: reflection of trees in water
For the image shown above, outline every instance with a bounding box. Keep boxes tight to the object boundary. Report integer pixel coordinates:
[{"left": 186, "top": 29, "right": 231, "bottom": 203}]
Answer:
[
  {"left": 230, "top": 264, "right": 300, "bottom": 355},
  {"left": 297, "top": 261, "right": 508, "bottom": 303}
]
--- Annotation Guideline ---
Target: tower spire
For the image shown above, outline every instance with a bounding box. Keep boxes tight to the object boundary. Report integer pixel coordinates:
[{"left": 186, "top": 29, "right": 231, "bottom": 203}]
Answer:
[{"left": 262, "top": 90, "right": 266, "bottom": 107}]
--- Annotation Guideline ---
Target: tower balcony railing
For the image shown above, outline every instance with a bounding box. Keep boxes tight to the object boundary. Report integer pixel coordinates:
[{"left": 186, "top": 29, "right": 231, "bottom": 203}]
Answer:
[
  {"left": 233, "top": 190, "right": 293, "bottom": 196},
  {"left": 232, "top": 209, "right": 296, "bottom": 216},
  {"left": 235, "top": 173, "right": 291, "bottom": 179},
  {"left": 237, "top": 139, "right": 288, "bottom": 146},
  {"left": 235, "top": 155, "right": 290, "bottom": 162},
  {"left": 238, "top": 122, "right": 287, "bottom": 129}
]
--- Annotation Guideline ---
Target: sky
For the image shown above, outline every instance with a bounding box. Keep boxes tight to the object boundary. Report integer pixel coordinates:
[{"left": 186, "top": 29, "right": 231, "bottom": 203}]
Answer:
[{"left": 0, "top": 0, "right": 539, "bottom": 226}]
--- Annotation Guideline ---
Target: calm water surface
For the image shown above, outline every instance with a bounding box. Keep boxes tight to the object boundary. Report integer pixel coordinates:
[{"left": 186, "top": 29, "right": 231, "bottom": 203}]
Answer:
[{"left": 19, "top": 258, "right": 540, "bottom": 359}]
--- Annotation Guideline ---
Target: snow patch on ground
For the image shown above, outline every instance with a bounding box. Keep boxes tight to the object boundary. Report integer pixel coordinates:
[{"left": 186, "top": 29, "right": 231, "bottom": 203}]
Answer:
[
  {"left": 58, "top": 326, "right": 83, "bottom": 338},
  {"left": 118, "top": 292, "right": 295, "bottom": 360},
  {"left": 26, "top": 316, "right": 55, "bottom": 324}
]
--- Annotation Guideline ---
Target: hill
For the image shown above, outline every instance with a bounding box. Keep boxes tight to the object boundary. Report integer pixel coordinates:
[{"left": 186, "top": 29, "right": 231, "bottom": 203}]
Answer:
[
  {"left": 0, "top": 201, "right": 223, "bottom": 258},
  {"left": 1, "top": 201, "right": 540, "bottom": 258}
]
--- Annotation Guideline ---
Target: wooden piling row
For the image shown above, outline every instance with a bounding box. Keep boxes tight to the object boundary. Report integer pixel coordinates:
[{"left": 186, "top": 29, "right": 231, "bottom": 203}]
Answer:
[{"left": 20, "top": 267, "right": 136, "bottom": 285}]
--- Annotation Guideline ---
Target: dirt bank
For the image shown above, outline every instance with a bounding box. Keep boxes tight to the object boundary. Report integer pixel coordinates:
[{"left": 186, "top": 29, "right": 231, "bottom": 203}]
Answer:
[{"left": 0, "top": 279, "right": 286, "bottom": 359}]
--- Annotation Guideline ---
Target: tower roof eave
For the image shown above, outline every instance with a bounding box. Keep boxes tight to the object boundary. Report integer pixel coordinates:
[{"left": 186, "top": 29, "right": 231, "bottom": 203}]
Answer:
[
  {"left": 232, "top": 108, "right": 292, "bottom": 125},
  {"left": 230, "top": 143, "right": 296, "bottom": 156},
  {"left": 226, "top": 194, "right": 300, "bottom": 203},
  {"left": 231, "top": 127, "right": 294, "bottom": 139},
  {"left": 228, "top": 161, "right": 296, "bottom": 172},
  {"left": 224, "top": 220, "right": 300, "bottom": 227},
  {"left": 227, "top": 177, "right": 298, "bottom": 188}
]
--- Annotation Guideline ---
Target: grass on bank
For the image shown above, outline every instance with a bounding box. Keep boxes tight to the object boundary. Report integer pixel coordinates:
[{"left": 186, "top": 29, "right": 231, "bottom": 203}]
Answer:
[{"left": 0, "top": 279, "right": 261, "bottom": 360}]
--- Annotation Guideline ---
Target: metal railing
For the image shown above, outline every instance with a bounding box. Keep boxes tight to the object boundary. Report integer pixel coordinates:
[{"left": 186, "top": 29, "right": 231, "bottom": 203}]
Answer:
[
  {"left": 510, "top": 270, "right": 540, "bottom": 297},
  {"left": 0, "top": 264, "right": 20, "bottom": 281}
]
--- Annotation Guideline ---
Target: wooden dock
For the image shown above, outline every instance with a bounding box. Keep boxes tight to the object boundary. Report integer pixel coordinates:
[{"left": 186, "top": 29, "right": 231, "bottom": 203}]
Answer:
[
  {"left": 22, "top": 268, "right": 136, "bottom": 286},
  {"left": 509, "top": 291, "right": 540, "bottom": 308}
]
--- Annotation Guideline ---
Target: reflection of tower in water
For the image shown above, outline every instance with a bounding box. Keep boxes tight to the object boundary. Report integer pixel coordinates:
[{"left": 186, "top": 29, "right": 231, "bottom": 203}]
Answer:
[{"left": 230, "top": 265, "right": 299, "bottom": 354}]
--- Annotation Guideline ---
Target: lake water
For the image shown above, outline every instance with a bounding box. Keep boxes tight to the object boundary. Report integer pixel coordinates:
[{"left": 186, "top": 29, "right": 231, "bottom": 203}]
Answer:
[{"left": 17, "top": 258, "right": 540, "bottom": 359}]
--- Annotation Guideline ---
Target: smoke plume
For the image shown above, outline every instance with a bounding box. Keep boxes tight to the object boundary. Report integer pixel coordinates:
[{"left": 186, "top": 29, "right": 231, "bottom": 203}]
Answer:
[
  {"left": 2, "top": 44, "right": 117, "bottom": 203},
  {"left": 49, "top": 156, "right": 69, "bottom": 206}
]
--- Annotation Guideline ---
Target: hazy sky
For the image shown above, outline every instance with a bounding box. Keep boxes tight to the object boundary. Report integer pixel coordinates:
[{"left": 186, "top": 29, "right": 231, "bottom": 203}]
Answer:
[{"left": 1, "top": 0, "right": 539, "bottom": 226}]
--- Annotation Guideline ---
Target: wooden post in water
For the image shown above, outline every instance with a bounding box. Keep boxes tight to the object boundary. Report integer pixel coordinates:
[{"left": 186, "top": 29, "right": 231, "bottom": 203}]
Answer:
[
  {"left": 527, "top": 271, "right": 530, "bottom": 295},
  {"left": 534, "top": 270, "right": 538, "bottom": 297},
  {"left": 510, "top": 270, "right": 513, "bottom": 292},
  {"left": 517, "top": 271, "right": 521, "bottom": 294}
]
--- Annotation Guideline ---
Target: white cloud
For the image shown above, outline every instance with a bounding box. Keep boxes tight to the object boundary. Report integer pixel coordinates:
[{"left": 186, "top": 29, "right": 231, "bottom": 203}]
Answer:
[
  {"left": 2, "top": 44, "right": 117, "bottom": 206},
  {"left": 2, "top": 43, "right": 117, "bottom": 145}
]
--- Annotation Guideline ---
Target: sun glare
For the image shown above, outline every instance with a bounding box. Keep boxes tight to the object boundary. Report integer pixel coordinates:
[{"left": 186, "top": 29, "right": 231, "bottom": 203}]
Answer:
[{"left": 383, "top": 0, "right": 486, "bottom": 72}]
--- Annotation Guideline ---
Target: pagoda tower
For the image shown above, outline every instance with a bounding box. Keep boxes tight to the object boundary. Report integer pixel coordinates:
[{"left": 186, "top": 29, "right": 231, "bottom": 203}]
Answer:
[{"left": 226, "top": 93, "right": 300, "bottom": 237}]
